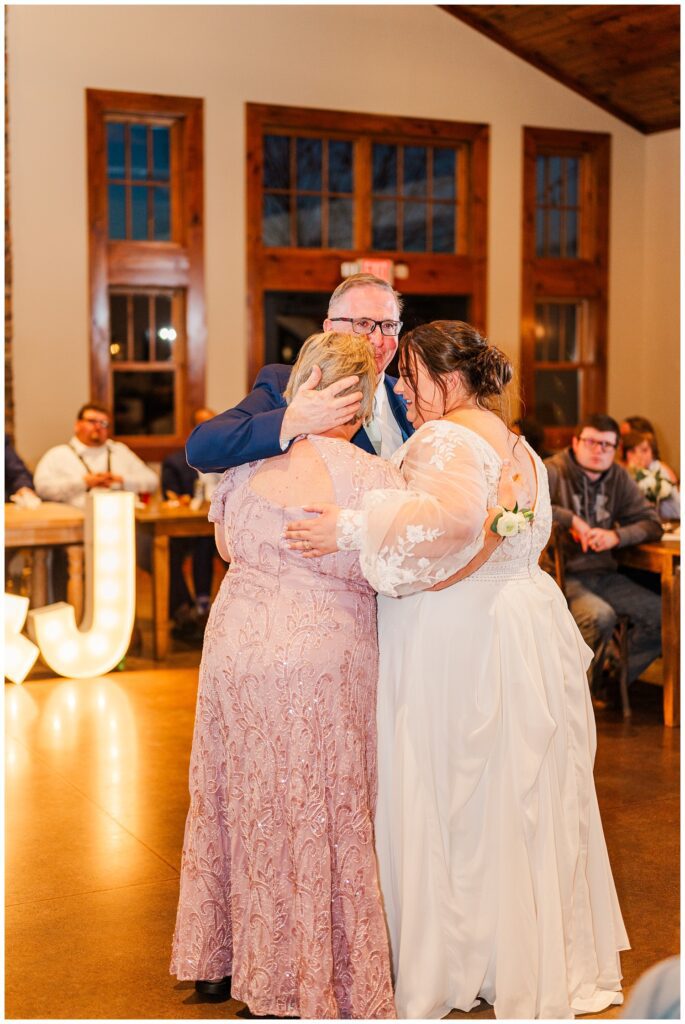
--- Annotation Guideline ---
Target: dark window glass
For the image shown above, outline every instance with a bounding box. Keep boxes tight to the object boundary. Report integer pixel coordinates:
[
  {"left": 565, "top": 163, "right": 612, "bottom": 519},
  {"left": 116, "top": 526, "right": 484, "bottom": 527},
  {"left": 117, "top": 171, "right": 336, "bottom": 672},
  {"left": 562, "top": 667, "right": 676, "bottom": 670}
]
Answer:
[
  {"left": 563, "top": 304, "right": 579, "bottom": 360},
  {"left": 535, "top": 208, "right": 545, "bottom": 257},
  {"left": 404, "top": 201, "right": 427, "bottom": 251},
  {"left": 263, "top": 194, "right": 291, "bottom": 247},
  {"left": 108, "top": 185, "right": 126, "bottom": 240},
  {"left": 536, "top": 155, "right": 546, "bottom": 205},
  {"left": 153, "top": 187, "right": 171, "bottom": 241},
  {"left": 152, "top": 126, "right": 170, "bottom": 181},
  {"left": 548, "top": 209, "right": 561, "bottom": 258},
  {"left": 372, "top": 200, "right": 397, "bottom": 250},
  {"left": 534, "top": 368, "right": 579, "bottom": 426},
  {"left": 534, "top": 303, "right": 579, "bottom": 363},
  {"left": 113, "top": 370, "right": 175, "bottom": 435},
  {"left": 328, "top": 197, "right": 353, "bottom": 249},
  {"left": 130, "top": 124, "right": 148, "bottom": 181},
  {"left": 548, "top": 156, "right": 562, "bottom": 206},
  {"left": 296, "top": 137, "right": 322, "bottom": 192},
  {"left": 433, "top": 148, "right": 456, "bottom": 200},
  {"left": 566, "top": 157, "right": 579, "bottom": 205},
  {"left": 155, "top": 295, "right": 174, "bottom": 361},
  {"left": 403, "top": 146, "right": 427, "bottom": 198},
  {"left": 432, "top": 204, "right": 454, "bottom": 253},
  {"left": 328, "top": 140, "right": 353, "bottom": 193},
  {"left": 296, "top": 195, "right": 322, "bottom": 247},
  {"left": 133, "top": 294, "right": 150, "bottom": 361},
  {"left": 372, "top": 144, "right": 397, "bottom": 196},
  {"left": 263, "top": 135, "right": 290, "bottom": 190},
  {"left": 565, "top": 210, "right": 578, "bottom": 258},
  {"left": 109, "top": 294, "right": 128, "bottom": 361},
  {"left": 131, "top": 186, "right": 148, "bottom": 240},
  {"left": 107, "top": 123, "right": 125, "bottom": 179}
]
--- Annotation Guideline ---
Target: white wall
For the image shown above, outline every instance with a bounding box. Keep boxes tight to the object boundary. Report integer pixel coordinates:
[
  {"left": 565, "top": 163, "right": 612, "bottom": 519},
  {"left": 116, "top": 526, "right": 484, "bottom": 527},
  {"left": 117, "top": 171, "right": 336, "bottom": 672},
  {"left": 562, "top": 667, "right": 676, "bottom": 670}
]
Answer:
[{"left": 8, "top": 5, "right": 680, "bottom": 466}]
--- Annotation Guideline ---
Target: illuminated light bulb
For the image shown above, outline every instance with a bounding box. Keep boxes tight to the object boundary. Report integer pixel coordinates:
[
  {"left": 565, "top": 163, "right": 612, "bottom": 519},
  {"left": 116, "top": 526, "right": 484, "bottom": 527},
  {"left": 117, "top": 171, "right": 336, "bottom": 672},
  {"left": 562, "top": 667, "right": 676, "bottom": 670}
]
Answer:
[
  {"left": 158, "top": 327, "right": 169, "bottom": 341},
  {"left": 97, "top": 693, "right": 107, "bottom": 710},
  {"left": 110, "top": 342, "right": 121, "bottom": 355},
  {"left": 66, "top": 691, "right": 77, "bottom": 711},
  {"left": 4, "top": 593, "right": 39, "bottom": 684},
  {"left": 27, "top": 492, "right": 136, "bottom": 680},
  {"left": 111, "top": 770, "right": 120, "bottom": 785},
  {"left": 110, "top": 744, "right": 119, "bottom": 759},
  {"left": 100, "top": 528, "right": 121, "bottom": 545},
  {"left": 53, "top": 716, "right": 62, "bottom": 732},
  {"left": 109, "top": 718, "right": 118, "bottom": 732},
  {"left": 167, "top": 328, "right": 177, "bottom": 341}
]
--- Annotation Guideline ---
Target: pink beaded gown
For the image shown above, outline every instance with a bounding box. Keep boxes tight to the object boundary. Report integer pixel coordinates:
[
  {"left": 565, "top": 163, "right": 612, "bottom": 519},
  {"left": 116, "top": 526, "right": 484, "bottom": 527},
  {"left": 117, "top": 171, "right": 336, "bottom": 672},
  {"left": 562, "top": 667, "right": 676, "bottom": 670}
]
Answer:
[{"left": 170, "top": 436, "right": 401, "bottom": 1019}]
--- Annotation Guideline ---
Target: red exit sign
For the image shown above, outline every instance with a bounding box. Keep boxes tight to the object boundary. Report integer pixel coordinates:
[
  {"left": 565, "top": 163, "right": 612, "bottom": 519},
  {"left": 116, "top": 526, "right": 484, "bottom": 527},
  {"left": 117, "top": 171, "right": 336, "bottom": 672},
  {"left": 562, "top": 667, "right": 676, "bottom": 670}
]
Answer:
[{"left": 358, "top": 258, "right": 394, "bottom": 284}]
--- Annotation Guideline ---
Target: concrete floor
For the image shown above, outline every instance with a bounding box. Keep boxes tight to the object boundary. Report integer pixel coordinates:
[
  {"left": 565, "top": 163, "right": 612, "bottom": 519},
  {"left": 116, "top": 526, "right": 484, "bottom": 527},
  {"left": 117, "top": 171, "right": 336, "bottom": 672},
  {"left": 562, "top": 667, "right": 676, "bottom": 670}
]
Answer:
[{"left": 5, "top": 591, "right": 680, "bottom": 1020}]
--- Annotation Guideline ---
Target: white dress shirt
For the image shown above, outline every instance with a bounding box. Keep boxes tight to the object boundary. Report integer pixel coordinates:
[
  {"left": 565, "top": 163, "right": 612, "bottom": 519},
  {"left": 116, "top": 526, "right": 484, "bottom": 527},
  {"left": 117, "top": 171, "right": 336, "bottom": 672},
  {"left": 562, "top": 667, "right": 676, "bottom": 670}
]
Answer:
[
  {"left": 365, "top": 375, "right": 404, "bottom": 457},
  {"left": 34, "top": 436, "right": 159, "bottom": 509}
]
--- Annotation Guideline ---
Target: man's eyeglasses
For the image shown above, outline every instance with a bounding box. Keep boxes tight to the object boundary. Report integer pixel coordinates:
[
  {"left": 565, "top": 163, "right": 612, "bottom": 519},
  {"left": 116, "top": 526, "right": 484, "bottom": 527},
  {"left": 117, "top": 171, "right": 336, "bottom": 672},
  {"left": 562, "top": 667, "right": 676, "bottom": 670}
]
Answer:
[
  {"left": 81, "top": 416, "right": 110, "bottom": 429},
  {"left": 578, "top": 436, "right": 617, "bottom": 453},
  {"left": 329, "top": 317, "right": 403, "bottom": 338}
]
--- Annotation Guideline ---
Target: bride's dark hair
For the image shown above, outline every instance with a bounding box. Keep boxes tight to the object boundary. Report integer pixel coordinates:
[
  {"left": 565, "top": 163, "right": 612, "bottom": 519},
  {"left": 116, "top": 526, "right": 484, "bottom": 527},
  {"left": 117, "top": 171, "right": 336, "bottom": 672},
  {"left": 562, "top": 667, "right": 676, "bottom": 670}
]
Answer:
[{"left": 399, "top": 320, "right": 513, "bottom": 421}]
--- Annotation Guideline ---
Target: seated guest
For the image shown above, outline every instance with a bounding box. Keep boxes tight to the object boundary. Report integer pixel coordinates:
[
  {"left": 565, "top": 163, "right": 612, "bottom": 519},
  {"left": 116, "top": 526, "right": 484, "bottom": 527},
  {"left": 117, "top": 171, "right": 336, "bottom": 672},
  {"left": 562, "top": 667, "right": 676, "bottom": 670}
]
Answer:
[
  {"left": 621, "top": 430, "right": 680, "bottom": 521},
  {"left": 620, "top": 415, "right": 678, "bottom": 482},
  {"left": 5, "top": 437, "right": 38, "bottom": 503},
  {"left": 34, "top": 402, "right": 158, "bottom": 508},
  {"left": 162, "top": 408, "right": 220, "bottom": 637},
  {"left": 545, "top": 414, "right": 663, "bottom": 696}
]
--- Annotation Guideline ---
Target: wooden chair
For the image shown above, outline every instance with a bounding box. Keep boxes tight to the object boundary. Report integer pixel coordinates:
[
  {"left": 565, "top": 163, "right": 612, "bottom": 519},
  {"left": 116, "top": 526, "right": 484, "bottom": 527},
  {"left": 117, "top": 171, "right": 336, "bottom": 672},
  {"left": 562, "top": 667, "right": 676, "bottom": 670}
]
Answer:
[{"left": 542, "top": 524, "right": 631, "bottom": 718}]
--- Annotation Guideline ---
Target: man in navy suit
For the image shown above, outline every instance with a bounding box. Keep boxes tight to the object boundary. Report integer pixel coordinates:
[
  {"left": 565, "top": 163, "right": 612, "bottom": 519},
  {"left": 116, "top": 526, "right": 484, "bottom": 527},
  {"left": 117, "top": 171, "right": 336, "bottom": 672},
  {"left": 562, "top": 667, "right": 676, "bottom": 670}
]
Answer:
[{"left": 186, "top": 273, "right": 413, "bottom": 474}]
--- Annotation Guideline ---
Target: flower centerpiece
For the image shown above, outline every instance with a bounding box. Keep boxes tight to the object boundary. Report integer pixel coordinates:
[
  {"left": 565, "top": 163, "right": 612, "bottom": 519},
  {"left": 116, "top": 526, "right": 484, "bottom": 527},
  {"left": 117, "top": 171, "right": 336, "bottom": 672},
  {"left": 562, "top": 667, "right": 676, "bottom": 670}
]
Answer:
[{"left": 628, "top": 466, "right": 673, "bottom": 505}]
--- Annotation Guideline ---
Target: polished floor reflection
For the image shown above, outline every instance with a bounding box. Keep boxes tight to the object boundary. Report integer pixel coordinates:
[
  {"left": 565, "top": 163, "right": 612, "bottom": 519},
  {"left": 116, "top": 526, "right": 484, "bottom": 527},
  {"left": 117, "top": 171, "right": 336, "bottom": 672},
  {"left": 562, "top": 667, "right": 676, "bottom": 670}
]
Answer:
[{"left": 6, "top": 668, "right": 679, "bottom": 1020}]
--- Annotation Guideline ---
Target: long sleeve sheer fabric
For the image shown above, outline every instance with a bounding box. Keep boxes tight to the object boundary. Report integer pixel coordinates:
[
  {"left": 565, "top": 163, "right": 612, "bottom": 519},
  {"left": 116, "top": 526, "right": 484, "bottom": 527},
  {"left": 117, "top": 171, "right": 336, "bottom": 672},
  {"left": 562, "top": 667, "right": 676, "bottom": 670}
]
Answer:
[{"left": 338, "top": 420, "right": 491, "bottom": 597}]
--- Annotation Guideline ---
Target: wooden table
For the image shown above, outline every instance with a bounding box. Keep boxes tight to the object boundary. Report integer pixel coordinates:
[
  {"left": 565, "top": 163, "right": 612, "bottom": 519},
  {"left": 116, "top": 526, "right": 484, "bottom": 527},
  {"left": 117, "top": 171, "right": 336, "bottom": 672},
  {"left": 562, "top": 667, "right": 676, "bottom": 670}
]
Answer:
[
  {"left": 5, "top": 502, "right": 86, "bottom": 620},
  {"left": 134, "top": 502, "right": 216, "bottom": 659},
  {"left": 618, "top": 538, "right": 680, "bottom": 727}
]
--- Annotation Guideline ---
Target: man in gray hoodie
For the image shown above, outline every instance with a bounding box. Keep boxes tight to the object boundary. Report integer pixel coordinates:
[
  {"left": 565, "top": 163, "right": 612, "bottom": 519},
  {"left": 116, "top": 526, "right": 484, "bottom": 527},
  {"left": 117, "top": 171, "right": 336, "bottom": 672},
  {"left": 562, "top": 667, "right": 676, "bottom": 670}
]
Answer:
[{"left": 545, "top": 413, "right": 663, "bottom": 694}]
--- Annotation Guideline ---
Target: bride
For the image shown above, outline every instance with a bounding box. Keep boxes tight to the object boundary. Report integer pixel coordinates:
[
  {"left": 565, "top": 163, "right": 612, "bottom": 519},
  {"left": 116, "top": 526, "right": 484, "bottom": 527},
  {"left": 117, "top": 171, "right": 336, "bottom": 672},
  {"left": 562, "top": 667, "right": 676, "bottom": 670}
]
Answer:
[{"left": 285, "top": 320, "right": 628, "bottom": 1019}]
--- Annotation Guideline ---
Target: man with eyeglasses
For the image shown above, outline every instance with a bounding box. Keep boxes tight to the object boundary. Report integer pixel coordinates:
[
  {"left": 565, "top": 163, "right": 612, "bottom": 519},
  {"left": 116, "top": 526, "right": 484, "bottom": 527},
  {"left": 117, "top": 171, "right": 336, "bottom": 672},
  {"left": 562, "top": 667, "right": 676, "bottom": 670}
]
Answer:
[
  {"left": 185, "top": 273, "right": 412, "bottom": 475},
  {"left": 34, "top": 402, "right": 159, "bottom": 509},
  {"left": 545, "top": 413, "right": 663, "bottom": 699}
]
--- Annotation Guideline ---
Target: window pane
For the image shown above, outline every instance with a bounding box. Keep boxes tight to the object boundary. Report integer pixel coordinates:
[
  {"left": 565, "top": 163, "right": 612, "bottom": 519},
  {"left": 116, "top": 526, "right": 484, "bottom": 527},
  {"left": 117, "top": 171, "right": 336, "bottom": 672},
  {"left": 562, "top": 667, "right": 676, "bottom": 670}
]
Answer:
[
  {"left": 433, "top": 148, "right": 456, "bottom": 200},
  {"left": 566, "top": 157, "right": 579, "bottom": 206},
  {"left": 404, "top": 201, "right": 427, "bottom": 251},
  {"left": 535, "top": 209, "right": 546, "bottom": 257},
  {"left": 130, "top": 125, "right": 148, "bottom": 181},
  {"left": 534, "top": 305, "right": 547, "bottom": 361},
  {"left": 263, "top": 194, "right": 291, "bottom": 246},
  {"left": 548, "top": 304, "right": 561, "bottom": 361},
  {"left": 536, "top": 155, "right": 546, "bottom": 205},
  {"left": 107, "top": 123, "right": 125, "bottom": 179},
  {"left": 372, "top": 144, "right": 397, "bottom": 196},
  {"left": 133, "top": 294, "right": 151, "bottom": 361},
  {"left": 109, "top": 294, "right": 128, "bottom": 361},
  {"left": 131, "top": 186, "right": 148, "bottom": 240},
  {"left": 328, "top": 197, "right": 353, "bottom": 249},
  {"left": 152, "top": 126, "right": 170, "bottom": 181},
  {"left": 153, "top": 187, "right": 171, "bottom": 241},
  {"left": 372, "top": 199, "right": 397, "bottom": 250},
  {"left": 548, "top": 209, "right": 561, "bottom": 257},
  {"left": 534, "top": 369, "right": 579, "bottom": 426},
  {"left": 113, "top": 370, "right": 175, "bottom": 435},
  {"left": 263, "top": 135, "right": 290, "bottom": 190},
  {"left": 432, "top": 204, "right": 454, "bottom": 253},
  {"left": 403, "top": 146, "right": 427, "bottom": 198},
  {"left": 563, "top": 304, "right": 579, "bottom": 361},
  {"left": 296, "top": 195, "right": 322, "bottom": 247},
  {"left": 155, "top": 295, "right": 174, "bottom": 361},
  {"left": 548, "top": 156, "right": 562, "bottom": 206},
  {"left": 296, "top": 137, "right": 322, "bottom": 192},
  {"left": 565, "top": 210, "right": 578, "bottom": 258},
  {"left": 328, "top": 140, "right": 353, "bottom": 193},
  {"left": 108, "top": 184, "right": 126, "bottom": 240}
]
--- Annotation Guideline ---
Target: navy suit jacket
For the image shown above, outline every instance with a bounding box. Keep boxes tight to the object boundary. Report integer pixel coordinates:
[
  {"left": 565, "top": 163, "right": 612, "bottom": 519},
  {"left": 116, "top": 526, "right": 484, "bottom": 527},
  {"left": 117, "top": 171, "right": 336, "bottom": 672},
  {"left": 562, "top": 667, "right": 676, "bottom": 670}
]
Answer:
[{"left": 186, "top": 364, "right": 413, "bottom": 473}]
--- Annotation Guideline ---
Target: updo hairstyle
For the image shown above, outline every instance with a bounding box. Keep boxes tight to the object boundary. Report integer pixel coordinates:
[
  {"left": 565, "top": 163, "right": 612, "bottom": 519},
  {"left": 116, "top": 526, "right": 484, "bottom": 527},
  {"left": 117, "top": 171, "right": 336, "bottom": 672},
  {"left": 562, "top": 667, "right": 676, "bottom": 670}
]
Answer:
[
  {"left": 399, "top": 320, "right": 513, "bottom": 420},
  {"left": 284, "top": 331, "right": 376, "bottom": 426}
]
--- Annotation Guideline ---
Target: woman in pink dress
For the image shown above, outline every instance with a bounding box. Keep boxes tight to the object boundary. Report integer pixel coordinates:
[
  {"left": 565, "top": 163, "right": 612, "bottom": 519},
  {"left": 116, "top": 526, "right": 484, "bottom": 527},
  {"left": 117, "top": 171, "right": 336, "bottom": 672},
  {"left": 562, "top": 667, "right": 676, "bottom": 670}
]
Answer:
[{"left": 170, "top": 332, "right": 400, "bottom": 1019}]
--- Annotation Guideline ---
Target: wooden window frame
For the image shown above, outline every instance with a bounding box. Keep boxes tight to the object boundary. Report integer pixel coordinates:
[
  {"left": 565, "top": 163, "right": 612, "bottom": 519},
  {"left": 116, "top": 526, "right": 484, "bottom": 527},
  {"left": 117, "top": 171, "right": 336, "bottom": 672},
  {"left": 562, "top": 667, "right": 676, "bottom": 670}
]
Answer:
[
  {"left": 87, "top": 89, "right": 205, "bottom": 462},
  {"left": 247, "top": 103, "right": 488, "bottom": 387},
  {"left": 521, "top": 127, "right": 610, "bottom": 450}
]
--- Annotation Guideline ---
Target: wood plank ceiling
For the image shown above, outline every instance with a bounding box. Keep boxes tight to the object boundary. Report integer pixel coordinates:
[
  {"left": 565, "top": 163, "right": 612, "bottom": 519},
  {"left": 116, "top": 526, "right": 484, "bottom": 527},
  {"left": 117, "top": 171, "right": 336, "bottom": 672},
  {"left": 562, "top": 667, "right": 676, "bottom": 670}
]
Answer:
[{"left": 440, "top": 5, "right": 679, "bottom": 133}]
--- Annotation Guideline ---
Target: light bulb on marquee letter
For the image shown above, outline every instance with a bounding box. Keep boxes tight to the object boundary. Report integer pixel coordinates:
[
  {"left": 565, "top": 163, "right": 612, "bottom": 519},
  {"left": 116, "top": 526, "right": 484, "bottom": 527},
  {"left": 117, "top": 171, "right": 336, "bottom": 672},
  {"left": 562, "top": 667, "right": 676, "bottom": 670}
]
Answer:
[
  {"left": 4, "top": 593, "right": 40, "bottom": 684},
  {"left": 28, "top": 490, "right": 136, "bottom": 679}
]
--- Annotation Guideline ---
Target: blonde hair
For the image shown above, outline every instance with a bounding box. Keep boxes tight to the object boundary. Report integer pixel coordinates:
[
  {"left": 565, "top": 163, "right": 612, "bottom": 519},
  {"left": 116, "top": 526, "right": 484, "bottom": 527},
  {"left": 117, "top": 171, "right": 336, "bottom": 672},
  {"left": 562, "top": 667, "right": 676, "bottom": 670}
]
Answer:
[
  {"left": 328, "top": 273, "right": 403, "bottom": 317},
  {"left": 284, "top": 332, "right": 376, "bottom": 425}
]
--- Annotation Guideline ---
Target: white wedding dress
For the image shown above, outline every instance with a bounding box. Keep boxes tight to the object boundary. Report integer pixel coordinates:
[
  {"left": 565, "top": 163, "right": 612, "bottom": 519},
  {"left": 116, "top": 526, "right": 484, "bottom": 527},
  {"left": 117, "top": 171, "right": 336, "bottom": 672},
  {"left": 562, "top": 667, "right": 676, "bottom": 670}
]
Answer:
[{"left": 338, "top": 420, "right": 629, "bottom": 1020}]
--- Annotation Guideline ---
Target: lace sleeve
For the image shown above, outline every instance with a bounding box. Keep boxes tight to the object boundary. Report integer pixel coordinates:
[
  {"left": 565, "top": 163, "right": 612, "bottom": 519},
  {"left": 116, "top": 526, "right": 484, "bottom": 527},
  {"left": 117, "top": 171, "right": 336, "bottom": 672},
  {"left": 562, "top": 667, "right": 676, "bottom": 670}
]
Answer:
[{"left": 337, "top": 422, "right": 489, "bottom": 597}]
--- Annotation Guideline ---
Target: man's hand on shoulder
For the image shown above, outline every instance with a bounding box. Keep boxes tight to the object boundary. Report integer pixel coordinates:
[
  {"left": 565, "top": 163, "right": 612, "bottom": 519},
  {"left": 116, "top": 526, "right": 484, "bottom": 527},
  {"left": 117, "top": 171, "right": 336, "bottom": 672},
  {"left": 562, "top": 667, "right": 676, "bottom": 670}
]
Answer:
[{"left": 279, "top": 366, "right": 364, "bottom": 444}]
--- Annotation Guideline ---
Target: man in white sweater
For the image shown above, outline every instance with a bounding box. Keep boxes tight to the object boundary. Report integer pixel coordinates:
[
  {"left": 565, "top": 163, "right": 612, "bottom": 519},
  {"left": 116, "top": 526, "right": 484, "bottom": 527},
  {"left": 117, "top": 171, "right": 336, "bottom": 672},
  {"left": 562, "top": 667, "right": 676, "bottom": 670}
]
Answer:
[{"left": 34, "top": 402, "right": 158, "bottom": 508}]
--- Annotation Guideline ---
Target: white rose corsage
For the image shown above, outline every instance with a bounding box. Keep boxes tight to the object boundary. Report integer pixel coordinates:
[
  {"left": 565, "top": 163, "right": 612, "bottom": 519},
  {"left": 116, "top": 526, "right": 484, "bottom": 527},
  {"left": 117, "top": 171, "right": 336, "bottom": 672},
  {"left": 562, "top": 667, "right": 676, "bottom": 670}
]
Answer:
[{"left": 490, "top": 503, "right": 535, "bottom": 537}]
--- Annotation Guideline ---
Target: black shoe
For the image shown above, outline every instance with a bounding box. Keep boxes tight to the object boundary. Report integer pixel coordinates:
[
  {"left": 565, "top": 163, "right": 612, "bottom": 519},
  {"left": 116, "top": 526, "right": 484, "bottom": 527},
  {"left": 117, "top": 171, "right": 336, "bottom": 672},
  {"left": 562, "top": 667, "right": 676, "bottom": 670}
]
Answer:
[{"left": 195, "top": 976, "right": 231, "bottom": 1001}]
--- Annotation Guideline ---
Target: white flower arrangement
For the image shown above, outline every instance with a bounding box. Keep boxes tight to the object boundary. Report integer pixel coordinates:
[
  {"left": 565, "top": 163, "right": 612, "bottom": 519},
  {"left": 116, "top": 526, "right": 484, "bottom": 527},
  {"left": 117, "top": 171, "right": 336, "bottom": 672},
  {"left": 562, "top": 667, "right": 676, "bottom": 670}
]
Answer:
[
  {"left": 629, "top": 466, "right": 673, "bottom": 504},
  {"left": 490, "top": 503, "right": 535, "bottom": 537}
]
